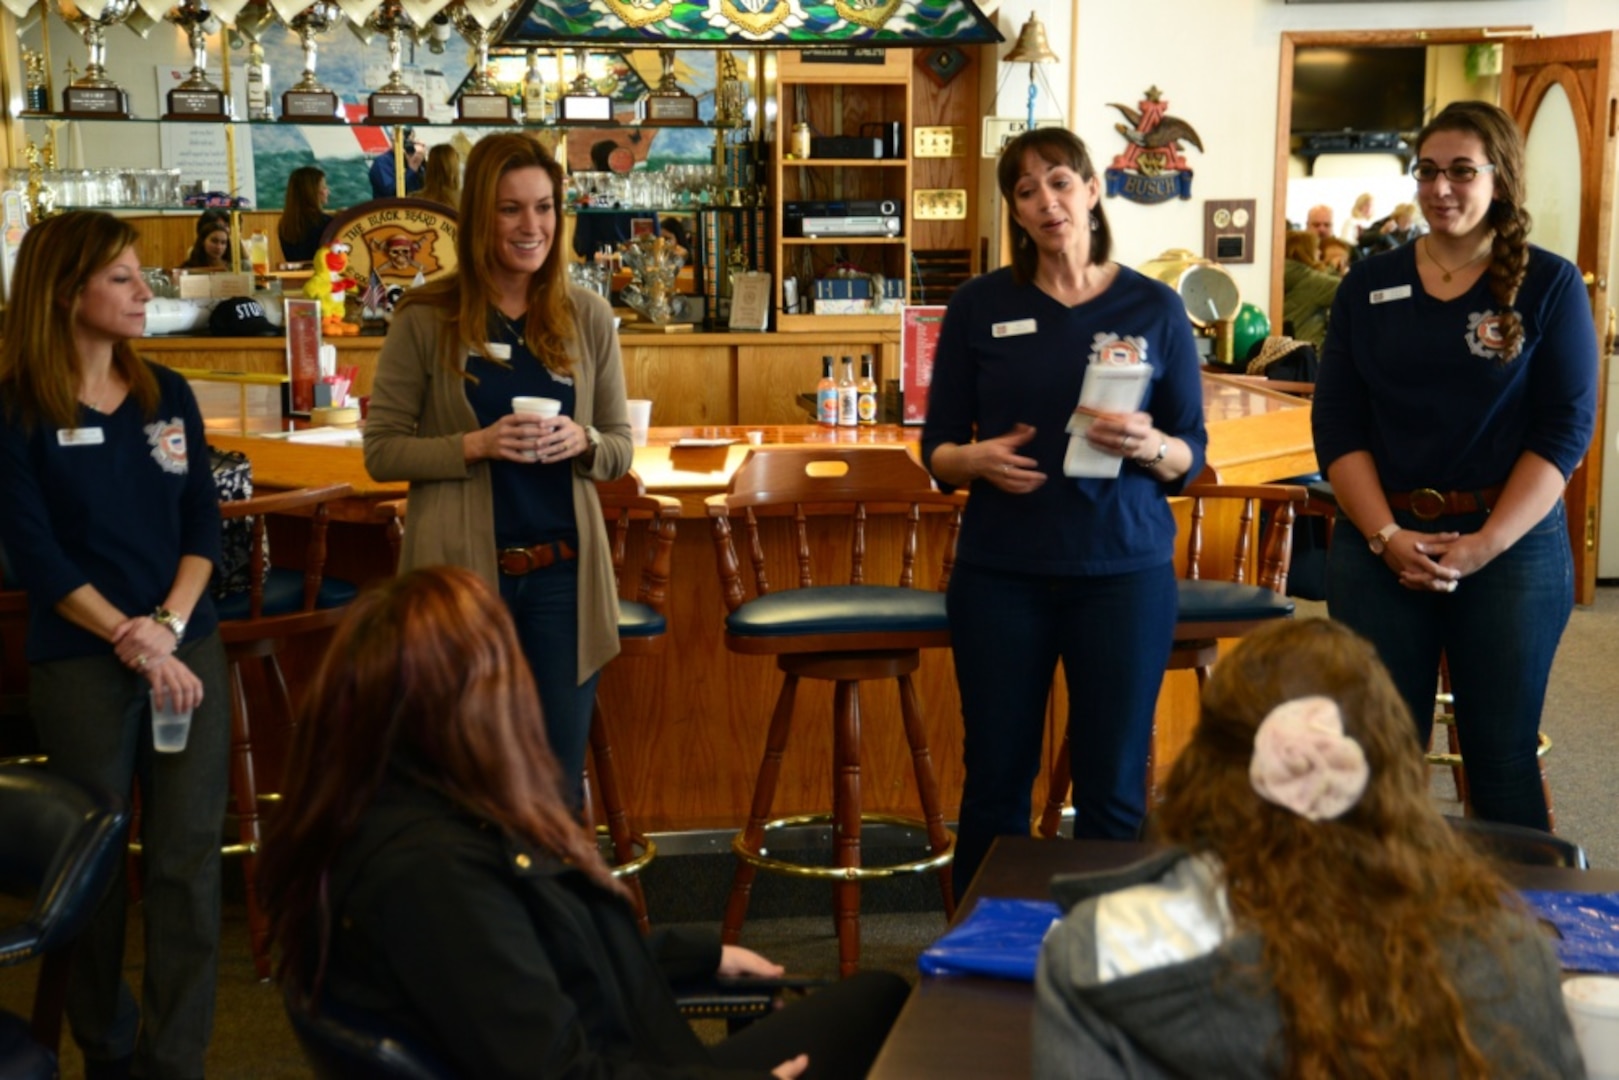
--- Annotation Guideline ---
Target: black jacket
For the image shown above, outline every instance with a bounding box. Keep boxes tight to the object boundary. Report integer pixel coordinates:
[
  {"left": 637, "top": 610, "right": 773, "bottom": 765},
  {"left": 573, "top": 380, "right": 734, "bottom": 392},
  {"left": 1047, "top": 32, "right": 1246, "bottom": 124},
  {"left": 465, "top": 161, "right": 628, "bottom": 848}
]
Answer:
[{"left": 319, "top": 781, "right": 767, "bottom": 1079}]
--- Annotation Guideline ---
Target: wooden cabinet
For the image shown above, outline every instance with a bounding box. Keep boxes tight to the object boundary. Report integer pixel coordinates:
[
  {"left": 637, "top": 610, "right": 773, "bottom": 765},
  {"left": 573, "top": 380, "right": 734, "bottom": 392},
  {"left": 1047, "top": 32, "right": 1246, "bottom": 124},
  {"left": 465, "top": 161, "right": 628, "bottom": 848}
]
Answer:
[{"left": 771, "top": 50, "right": 912, "bottom": 332}]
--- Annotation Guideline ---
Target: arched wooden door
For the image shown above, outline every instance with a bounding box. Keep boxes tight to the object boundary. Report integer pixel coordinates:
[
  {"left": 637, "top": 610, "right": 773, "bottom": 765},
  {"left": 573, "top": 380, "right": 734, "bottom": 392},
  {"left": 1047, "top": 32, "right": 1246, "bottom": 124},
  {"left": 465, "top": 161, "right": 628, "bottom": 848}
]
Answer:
[{"left": 1503, "top": 32, "right": 1616, "bottom": 604}]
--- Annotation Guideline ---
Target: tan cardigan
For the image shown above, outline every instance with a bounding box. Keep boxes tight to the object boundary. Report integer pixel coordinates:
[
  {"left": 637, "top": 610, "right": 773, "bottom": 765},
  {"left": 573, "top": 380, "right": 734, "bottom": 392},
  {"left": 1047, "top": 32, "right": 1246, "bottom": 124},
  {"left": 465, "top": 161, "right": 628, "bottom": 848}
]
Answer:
[{"left": 362, "top": 288, "right": 633, "bottom": 682}]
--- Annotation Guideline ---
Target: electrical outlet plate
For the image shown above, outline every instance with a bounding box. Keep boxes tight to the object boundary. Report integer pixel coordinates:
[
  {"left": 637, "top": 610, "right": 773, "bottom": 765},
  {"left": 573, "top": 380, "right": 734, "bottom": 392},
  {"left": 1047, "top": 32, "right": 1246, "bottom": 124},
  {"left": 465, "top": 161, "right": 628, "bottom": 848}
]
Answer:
[
  {"left": 913, "top": 189, "right": 968, "bottom": 221},
  {"left": 913, "top": 126, "right": 966, "bottom": 158}
]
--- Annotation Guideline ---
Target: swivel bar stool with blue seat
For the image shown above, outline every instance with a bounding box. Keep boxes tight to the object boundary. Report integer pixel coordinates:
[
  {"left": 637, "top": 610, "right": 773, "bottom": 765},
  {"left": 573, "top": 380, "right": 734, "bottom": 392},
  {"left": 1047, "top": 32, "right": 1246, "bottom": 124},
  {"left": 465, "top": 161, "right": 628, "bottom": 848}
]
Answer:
[
  {"left": 706, "top": 446, "right": 962, "bottom": 975},
  {"left": 1039, "top": 480, "right": 1308, "bottom": 836}
]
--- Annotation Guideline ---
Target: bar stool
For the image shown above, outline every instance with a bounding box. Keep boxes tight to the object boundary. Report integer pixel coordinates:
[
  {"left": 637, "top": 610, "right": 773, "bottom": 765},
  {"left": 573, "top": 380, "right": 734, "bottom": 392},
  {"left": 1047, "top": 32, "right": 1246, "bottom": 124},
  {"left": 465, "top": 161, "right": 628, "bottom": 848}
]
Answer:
[
  {"left": 706, "top": 446, "right": 962, "bottom": 975},
  {"left": 211, "top": 483, "right": 358, "bottom": 979},
  {"left": 585, "top": 472, "right": 679, "bottom": 933},
  {"left": 1038, "top": 480, "right": 1307, "bottom": 836}
]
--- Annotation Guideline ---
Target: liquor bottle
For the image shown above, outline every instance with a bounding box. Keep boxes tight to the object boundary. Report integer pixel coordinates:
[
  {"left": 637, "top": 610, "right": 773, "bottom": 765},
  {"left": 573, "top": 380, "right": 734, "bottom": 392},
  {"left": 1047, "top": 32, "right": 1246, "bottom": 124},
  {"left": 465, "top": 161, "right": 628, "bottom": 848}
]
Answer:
[
  {"left": 246, "top": 44, "right": 272, "bottom": 121},
  {"left": 816, "top": 355, "right": 837, "bottom": 426},
  {"left": 523, "top": 49, "right": 548, "bottom": 123},
  {"left": 856, "top": 353, "right": 878, "bottom": 426},
  {"left": 836, "top": 355, "right": 858, "bottom": 427}
]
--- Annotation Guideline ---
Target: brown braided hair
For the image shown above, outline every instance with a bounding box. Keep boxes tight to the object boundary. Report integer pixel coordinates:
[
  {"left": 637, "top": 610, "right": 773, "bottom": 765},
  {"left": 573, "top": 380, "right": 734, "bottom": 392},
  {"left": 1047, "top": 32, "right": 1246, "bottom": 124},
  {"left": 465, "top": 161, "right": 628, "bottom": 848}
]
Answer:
[{"left": 1417, "top": 101, "right": 1533, "bottom": 363}]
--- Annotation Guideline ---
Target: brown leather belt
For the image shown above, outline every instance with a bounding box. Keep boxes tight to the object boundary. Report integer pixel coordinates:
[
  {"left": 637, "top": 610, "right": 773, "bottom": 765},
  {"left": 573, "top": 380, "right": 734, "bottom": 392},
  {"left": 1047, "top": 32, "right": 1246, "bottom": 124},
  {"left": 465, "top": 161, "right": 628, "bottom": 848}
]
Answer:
[
  {"left": 498, "top": 540, "right": 577, "bottom": 576},
  {"left": 1385, "top": 486, "right": 1503, "bottom": 522}
]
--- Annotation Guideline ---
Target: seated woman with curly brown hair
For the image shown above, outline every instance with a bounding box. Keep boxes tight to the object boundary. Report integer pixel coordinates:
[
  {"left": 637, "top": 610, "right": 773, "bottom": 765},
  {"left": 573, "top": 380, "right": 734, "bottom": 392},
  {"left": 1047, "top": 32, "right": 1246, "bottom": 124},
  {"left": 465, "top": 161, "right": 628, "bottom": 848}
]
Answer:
[{"left": 1033, "top": 618, "right": 1582, "bottom": 1079}]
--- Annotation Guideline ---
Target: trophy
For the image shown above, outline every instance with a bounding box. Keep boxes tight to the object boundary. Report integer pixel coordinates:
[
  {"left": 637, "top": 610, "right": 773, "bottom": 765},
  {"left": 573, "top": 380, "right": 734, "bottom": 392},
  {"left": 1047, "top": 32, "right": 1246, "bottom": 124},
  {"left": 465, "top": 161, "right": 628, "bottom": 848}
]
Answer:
[
  {"left": 282, "top": 1, "right": 344, "bottom": 121},
  {"left": 636, "top": 51, "right": 698, "bottom": 126},
  {"left": 164, "top": 0, "right": 229, "bottom": 119},
  {"left": 21, "top": 47, "right": 49, "bottom": 114},
  {"left": 366, "top": 0, "right": 424, "bottom": 123},
  {"left": 557, "top": 47, "right": 610, "bottom": 124},
  {"left": 449, "top": 3, "right": 513, "bottom": 123},
  {"left": 56, "top": 0, "right": 136, "bottom": 117}
]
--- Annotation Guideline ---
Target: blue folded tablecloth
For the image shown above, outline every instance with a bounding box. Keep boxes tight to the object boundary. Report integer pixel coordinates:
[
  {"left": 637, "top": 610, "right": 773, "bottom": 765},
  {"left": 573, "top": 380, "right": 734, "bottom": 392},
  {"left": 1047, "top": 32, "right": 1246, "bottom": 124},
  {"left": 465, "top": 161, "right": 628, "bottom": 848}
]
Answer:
[
  {"left": 918, "top": 898, "right": 1062, "bottom": 982},
  {"left": 1521, "top": 891, "right": 1619, "bottom": 972}
]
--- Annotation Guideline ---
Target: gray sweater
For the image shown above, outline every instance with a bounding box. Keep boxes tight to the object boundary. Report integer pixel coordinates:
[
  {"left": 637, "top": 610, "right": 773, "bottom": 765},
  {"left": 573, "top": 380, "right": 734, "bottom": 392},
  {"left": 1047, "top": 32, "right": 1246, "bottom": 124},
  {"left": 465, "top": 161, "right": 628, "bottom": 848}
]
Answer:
[{"left": 1032, "top": 849, "right": 1586, "bottom": 1079}]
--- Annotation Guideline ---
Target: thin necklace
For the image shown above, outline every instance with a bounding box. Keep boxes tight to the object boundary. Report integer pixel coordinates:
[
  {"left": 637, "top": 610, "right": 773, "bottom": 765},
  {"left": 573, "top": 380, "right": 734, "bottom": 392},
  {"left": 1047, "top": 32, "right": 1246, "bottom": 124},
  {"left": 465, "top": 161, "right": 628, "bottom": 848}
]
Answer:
[
  {"left": 1422, "top": 237, "right": 1490, "bottom": 283},
  {"left": 78, "top": 377, "right": 118, "bottom": 414}
]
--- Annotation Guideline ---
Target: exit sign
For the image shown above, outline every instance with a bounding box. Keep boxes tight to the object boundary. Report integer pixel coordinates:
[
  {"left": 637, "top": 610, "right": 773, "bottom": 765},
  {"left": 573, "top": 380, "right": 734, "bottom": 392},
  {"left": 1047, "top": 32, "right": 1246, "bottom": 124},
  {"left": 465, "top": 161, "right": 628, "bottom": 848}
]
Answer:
[{"left": 981, "top": 117, "right": 1065, "bottom": 158}]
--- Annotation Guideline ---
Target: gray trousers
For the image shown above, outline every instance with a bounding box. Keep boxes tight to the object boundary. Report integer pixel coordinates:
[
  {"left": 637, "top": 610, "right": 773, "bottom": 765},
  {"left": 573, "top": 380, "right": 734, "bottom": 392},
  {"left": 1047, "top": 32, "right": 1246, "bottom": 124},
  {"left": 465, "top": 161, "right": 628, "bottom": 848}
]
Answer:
[{"left": 30, "top": 632, "right": 230, "bottom": 1080}]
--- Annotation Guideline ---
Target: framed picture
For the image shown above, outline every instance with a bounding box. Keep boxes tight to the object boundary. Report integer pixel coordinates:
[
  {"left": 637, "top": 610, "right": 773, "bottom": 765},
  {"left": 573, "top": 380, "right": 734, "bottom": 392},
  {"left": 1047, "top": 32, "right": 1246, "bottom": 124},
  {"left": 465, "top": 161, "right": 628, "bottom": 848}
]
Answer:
[{"left": 728, "top": 271, "right": 771, "bottom": 332}]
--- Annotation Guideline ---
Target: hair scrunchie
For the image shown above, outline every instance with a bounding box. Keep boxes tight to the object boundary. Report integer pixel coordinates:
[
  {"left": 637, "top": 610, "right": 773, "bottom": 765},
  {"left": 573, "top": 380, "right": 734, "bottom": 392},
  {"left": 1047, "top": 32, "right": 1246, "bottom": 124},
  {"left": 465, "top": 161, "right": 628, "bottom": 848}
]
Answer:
[{"left": 1249, "top": 696, "right": 1369, "bottom": 822}]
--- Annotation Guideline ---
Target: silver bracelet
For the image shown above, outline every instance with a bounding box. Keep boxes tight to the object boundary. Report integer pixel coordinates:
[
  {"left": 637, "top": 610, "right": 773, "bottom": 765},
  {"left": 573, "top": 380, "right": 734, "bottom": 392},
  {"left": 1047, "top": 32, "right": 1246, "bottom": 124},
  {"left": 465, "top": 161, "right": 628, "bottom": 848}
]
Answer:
[{"left": 1134, "top": 438, "right": 1169, "bottom": 468}]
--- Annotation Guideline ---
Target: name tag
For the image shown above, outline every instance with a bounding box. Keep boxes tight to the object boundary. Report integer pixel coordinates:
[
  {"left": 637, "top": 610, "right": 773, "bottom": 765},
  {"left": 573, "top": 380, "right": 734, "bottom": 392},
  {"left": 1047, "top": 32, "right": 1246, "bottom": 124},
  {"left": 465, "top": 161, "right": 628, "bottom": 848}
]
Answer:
[
  {"left": 993, "top": 318, "right": 1037, "bottom": 338},
  {"left": 473, "top": 342, "right": 513, "bottom": 360},
  {"left": 1370, "top": 285, "right": 1412, "bottom": 305},
  {"left": 58, "top": 427, "right": 105, "bottom": 446}
]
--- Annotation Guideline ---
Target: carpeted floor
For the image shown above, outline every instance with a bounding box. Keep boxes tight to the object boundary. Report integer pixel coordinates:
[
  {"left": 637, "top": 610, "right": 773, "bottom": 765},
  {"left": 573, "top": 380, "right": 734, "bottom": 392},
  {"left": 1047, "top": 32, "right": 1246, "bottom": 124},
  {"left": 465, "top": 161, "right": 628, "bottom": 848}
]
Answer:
[{"left": 3, "top": 586, "right": 1614, "bottom": 1078}]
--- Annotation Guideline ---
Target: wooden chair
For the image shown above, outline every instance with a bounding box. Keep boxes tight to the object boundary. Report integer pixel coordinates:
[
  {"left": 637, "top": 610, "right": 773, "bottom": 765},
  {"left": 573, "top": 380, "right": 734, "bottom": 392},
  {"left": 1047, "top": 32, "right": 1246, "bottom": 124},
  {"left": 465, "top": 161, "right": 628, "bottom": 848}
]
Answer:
[
  {"left": 1038, "top": 481, "right": 1309, "bottom": 837},
  {"left": 212, "top": 483, "right": 359, "bottom": 979},
  {"left": 586, "top": 472, "right": 680, "bottom": 933},
  {"left": 706, "top": 446, "right": 963, "bottom": 975}
]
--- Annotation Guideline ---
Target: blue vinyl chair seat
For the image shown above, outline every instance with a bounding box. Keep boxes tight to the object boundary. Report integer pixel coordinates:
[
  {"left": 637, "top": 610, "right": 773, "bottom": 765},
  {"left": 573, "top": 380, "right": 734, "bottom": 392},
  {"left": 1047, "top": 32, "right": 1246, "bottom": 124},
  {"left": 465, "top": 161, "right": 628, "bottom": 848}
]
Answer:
[
  {"left": 616, "top": 599, "right": 666, "bottom": 639},
  {"left": 1176, "top": 579, "right": 1295, "bottom": 625},
  {"left": 214, "top": 568, "right": 359, "bottom": 621},
  {"left": 0, "top": 1011, "right": 52, "bottom": 1080},
  {"left": 726, "top": 585, "right": 949, "bottom": 639}
]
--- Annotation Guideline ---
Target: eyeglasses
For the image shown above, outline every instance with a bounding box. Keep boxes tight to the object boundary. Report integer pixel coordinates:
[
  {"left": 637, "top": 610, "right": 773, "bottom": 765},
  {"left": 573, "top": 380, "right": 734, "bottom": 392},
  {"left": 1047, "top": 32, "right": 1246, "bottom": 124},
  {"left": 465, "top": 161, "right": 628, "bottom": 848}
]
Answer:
[{"left": 1410, "top": 162, "right": 1497, "bottom": 184}]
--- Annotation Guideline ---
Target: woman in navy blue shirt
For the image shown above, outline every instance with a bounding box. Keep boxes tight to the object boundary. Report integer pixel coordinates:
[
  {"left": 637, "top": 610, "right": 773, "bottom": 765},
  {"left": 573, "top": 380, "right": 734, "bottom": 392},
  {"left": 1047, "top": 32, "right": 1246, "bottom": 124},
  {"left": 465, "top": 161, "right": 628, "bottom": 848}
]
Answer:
[
  {"left": 1312, "top": 101, "right": 1598, "bottom": 830},
  {"left": 923, "top": 129, "right": 1208, "bottom": 897},
  {"left": 0, "top": 211, "right": 230, "bottom": 1079}
]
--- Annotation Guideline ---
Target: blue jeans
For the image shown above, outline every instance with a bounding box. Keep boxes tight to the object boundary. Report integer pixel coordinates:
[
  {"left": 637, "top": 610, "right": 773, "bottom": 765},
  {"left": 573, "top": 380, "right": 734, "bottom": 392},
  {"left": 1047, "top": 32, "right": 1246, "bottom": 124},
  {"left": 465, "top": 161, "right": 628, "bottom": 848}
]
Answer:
[
  {"left": 1327, "top": 502, "right": 1572, "bottom": 830},
  {"left": 947, "top": 561, "right": 1177, "bottom": 901},
  {"left": 31, "top": 633, "right": 230, "bottom": 1079},
  {"left": 499, "top": 560, "right": 599, "bottom": 805}
]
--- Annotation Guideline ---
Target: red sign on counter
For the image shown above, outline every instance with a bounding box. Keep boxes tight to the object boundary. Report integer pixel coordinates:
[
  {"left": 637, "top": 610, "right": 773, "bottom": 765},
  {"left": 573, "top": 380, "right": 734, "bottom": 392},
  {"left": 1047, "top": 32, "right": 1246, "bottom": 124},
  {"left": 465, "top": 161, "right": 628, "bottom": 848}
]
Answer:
[
  {"left": 284, "top": 298, "right": 323, "bottom": 416},
  {"left": 900, "top": 305, "right": 947, "bottom": 425}
]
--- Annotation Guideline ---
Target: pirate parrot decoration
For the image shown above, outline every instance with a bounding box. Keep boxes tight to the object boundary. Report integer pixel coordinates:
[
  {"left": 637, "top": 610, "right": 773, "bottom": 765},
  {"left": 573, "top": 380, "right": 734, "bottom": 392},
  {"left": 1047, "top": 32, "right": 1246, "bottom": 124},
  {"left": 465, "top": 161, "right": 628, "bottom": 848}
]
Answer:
[{"left": 1105, "top": 86, "right": 1204, "bottom": 204}]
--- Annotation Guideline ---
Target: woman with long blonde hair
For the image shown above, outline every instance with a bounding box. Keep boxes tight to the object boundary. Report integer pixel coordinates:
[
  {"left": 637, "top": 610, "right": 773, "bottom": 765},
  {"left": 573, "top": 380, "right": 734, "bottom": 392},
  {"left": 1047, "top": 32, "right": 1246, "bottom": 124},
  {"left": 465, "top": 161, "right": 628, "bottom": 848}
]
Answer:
[
  {"left": 1034, "top": 618, "right": 1582, "bottom": 1078},
  {"left": 0, "top": 210, "right": 230, "bottom": 1079},
  {"left": 363, "top": 132, "right": 631, "bottom": 800},
  {"left": 418, "top": 142, "right": 461, "bottom": 209}
]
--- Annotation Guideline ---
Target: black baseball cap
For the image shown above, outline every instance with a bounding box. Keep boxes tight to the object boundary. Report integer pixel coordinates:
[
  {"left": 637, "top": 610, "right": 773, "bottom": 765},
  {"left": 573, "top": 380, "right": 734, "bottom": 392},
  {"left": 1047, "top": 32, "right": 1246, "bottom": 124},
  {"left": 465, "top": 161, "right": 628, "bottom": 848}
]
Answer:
[{"left": 209, "top": 296, "right": 280, "bottom": 337}]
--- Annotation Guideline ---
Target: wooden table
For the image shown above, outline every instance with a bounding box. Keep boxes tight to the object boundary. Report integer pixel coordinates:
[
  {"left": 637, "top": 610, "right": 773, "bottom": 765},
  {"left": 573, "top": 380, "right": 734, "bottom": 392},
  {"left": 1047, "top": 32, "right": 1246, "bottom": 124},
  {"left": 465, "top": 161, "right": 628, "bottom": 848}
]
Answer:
[{"left": 868, "top": 836, "right": 1619, "bottom": 1079}]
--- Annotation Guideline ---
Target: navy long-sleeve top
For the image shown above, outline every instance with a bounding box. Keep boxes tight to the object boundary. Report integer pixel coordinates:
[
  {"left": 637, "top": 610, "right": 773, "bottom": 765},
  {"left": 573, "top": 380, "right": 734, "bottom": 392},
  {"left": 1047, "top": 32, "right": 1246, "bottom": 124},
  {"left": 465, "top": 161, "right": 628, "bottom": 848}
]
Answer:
[
  {"left": 0, "top": 363, "right": 222, "bottom": 663},
  {"left": 922, "top": 266, "right": 1209, "bottom": 577},
  {"left": 1312, "top": 243, "right": 1598, "bottom": 491}
]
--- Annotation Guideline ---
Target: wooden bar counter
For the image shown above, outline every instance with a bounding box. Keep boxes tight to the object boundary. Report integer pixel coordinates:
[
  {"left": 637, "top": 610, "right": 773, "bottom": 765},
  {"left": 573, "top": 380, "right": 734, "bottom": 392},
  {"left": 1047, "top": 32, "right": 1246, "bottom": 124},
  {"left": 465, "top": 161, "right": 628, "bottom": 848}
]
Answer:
[{"left": 209, "top": 374, "right": 1312, "bottom": 832}]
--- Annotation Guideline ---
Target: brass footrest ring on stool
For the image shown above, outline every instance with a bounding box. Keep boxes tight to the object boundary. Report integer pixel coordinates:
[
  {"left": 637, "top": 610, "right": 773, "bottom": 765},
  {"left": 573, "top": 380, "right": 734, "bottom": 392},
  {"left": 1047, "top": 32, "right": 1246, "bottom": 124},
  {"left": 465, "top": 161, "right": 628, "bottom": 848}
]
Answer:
[
  {"left": 1426, "top": 724, "right": 1551, "bottom": 769},
  {"left": 732, "top": 811, "right": 955, "bottom": 880},
  {"left": 596, "top": 825, "right": 657, "bottom": 879}
]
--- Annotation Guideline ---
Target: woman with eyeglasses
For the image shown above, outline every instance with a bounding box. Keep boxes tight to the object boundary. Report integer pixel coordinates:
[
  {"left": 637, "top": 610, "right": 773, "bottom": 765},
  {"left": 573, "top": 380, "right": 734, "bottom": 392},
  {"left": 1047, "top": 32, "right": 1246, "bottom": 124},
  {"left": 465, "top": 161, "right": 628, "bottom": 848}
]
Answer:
[{"left": 1311, "top": 100, "right": 1598, "bottom": 831}]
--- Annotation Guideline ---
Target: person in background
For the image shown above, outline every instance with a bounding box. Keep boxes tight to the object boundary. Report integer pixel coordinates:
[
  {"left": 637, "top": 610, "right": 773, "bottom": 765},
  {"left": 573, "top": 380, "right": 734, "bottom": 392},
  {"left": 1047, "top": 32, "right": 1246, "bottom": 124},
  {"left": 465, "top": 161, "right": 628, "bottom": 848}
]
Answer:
[
  {"left": 363, "top": 132, "right": 631, "bottom": 801},
  {"left": 1304, "top": 204, "right": 1333, "bottom": 242},
  {"left": 180, "top": 208, "right": 231, "bottom": 269},
  {"left": 368, "top": 126, "right": 427, "bottom": 199},
  {"left": 1312, "top": 100, "right": 1598, "bottom": 831},
  {"left": 418, "top": 143, "right": 462, "bottom": 210},
  {"left": 1356, "top": 201, "right": 1423, "bottom": 257},
  {"left": 1282, "top": 229, "right": 1341, "bottom": 349},
  {"left": 1318, "top": 235, "right": 1353, "bottom": 276},
  {"left": 277, "top": 166, "right": 333, "bottom": 264},
  {"left": 1340, "top": 191, "right": 1375, "bottom": 245},
  {"left": 0, "top": 210, "right": 230, "bottom": 1080},
  {"left": 922, "top": 127, "right": 1208, "bottom": 901},
  {"left": 1033, "top": 618, "right": 1584, "bottom": 1078},
  {"left": 260, "top": 566, "right": 909, "bottom": 1080}
]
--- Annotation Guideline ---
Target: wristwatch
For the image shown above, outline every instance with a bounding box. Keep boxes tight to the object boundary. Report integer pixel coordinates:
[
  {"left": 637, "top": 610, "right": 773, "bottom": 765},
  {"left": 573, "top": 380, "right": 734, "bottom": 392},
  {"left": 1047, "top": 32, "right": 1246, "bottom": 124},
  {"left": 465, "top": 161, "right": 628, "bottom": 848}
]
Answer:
[
  {"left": 1135, "top": 439, "right": 1169, "bottom": 468},
  {"left": 1367, "top": 523, "right": 1402, "bottom": 556},
  {"left": 583, "top": 425, "right": 601, "bottom": 453},
  {"left": 152, "top": 607, "right": 187, "bottom": 644}
]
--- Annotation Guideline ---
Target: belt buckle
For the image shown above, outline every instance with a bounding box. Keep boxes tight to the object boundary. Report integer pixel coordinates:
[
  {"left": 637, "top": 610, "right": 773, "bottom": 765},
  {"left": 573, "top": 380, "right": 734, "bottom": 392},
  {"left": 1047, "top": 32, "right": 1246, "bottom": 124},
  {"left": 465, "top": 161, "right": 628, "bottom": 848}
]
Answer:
[
  {"left": 499, "top": 546, "right": 535, "bottom": 575},
  {"left": 1409, "top": 488, "right": 1446, "bottom": 521}
]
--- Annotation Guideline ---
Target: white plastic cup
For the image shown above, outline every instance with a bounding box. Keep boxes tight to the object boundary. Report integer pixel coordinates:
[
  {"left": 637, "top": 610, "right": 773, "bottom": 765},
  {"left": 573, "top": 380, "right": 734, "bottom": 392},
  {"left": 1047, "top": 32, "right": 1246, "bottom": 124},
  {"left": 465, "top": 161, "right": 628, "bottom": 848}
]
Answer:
[
  {"left": 150, "top": 688, "right": 193, "bottom": 754},
  {"left": 1565, "top": 976, "right": 1619, "bottom": 1080},
  {"left": 512, "top": 396, "right": 561, "bottom": 462},
  {"left": 626, "top": 399, "right": 652, "bottom": 447},
  {"left": 746, "top": 430, "right": 764, "bottom": 445}
]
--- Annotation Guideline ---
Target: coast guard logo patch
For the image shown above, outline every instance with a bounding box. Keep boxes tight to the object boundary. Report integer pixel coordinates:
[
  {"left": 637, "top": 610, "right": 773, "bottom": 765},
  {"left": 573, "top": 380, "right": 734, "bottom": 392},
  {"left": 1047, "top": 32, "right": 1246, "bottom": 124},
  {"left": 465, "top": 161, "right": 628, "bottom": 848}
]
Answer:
[
  {"left": 1466, "top": 311, "right": 1506, "bottom": 358},
  {"left": 146, "top": 417, "right": 188, "bottom": 475},
  {"left": 1089, "top": 332, "right": 1147, "bottom": 367}
]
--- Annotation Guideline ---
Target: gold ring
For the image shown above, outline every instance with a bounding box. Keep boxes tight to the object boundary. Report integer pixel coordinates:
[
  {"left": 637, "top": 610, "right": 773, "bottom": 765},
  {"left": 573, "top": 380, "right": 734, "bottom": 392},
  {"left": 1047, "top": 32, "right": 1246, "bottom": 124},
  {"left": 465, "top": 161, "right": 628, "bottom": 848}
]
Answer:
[{"left": 135, "top": 655, "right": 147, "bottom": 669}]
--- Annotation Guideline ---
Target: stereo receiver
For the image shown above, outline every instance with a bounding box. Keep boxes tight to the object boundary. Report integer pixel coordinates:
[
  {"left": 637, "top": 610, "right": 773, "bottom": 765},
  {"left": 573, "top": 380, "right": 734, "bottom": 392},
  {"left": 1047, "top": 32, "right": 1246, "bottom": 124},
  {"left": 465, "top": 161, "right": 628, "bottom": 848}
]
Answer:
[{"left": 784, "top": 200, "right": 903, "bottom": 238}]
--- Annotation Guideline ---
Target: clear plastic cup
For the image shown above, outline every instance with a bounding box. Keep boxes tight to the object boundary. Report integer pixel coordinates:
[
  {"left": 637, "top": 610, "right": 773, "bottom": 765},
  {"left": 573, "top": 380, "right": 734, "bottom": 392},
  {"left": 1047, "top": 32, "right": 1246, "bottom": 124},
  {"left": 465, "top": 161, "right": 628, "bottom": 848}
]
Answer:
[
  {"left": 150, "top": 688, "right": 193, "bottom": 753},
  {"left": 626, "top": 398, "right": 652, "bottom": 446}
]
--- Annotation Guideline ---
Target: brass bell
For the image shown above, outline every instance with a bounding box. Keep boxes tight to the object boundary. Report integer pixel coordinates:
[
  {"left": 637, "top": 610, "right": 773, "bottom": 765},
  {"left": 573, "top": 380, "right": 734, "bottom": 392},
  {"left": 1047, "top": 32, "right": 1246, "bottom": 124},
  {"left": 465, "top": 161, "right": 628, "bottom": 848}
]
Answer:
[{"left": 1004, "top": 13, "right": 1059, "bottom": 65}]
